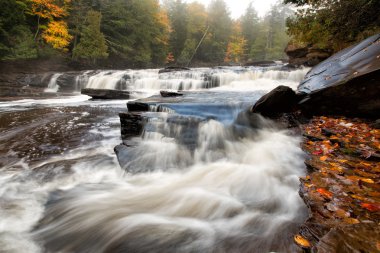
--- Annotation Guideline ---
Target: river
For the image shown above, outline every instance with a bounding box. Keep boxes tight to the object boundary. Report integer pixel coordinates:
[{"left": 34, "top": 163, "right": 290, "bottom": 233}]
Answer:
[{"left": 0, "top": 66, "right": 309, "bottom": 253}]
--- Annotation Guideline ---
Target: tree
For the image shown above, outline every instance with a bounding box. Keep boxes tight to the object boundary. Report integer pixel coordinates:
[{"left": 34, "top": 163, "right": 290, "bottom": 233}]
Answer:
[
  {"left": 0, "top": 0, "right": 37, "bottom": 59},
  {"left": 164, "top": 0, "right": 188, "bottom": 61},
  {"left": 200, "top": 0, "right": 232, "bottom": 63},
  {"left": 225, "top": 21, "right": 247, "bottom": 64},
  {"left": 73, "top": 10, "right": 107, "bottom": 64},
  {"left": 240, "top": 3, "right": 259, "bottom": 60},
  {"left": 177, "top": 2, "right": 208, "bottom": 65},
  {"left": 101, "top": 0, "right": 169, "bottom": 66},
  {"left": 29, "top": 0, "right": 72, "bottom": 51},
  {"left": 284, "top": 0, "right": 380, "bottom": 51},
  {"left": 68, "top": 0, "right": 97, "bottom": 53},
  {"left": 250, "top": 2, "right": 291, "bottom": 61}
]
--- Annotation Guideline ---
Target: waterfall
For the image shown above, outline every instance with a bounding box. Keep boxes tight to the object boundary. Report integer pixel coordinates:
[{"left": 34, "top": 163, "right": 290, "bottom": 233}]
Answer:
[
  {"left": 73, "top": 67, "right": 310, "bottom": 92},
  {"left": 44, "top": 73, "right": 63, "bottom": 92},
  {"left": 34, "top": 119, "right": 307, "bottom": 253}
]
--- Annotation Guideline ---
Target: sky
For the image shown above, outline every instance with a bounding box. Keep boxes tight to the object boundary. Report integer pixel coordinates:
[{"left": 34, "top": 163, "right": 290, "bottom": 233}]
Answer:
[{"left": 184, "top": 0, "right": 280, "bottom": 19}]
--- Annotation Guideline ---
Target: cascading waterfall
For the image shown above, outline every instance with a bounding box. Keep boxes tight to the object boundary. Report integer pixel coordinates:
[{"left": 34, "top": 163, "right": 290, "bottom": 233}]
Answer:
[
  {"left": 0, "top": 66, "right": 310, "bottom": 253},
  {"left": 73, "top": 67, "right": 309, "bottom": 92},
  {"left": 44, "top": 73, "right": 63, "bottom": 92},
  {"left": 34, "top": 120, "right": 307, "bottom": 253}
]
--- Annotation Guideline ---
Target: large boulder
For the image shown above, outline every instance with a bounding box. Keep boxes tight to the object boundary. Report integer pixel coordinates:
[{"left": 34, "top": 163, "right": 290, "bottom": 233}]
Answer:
[
  {"left": 297, "top": 33, "right": 380, "bottom": 118},
  {"left": 251, "top": 85, "right": 300, "bottom": 117}
]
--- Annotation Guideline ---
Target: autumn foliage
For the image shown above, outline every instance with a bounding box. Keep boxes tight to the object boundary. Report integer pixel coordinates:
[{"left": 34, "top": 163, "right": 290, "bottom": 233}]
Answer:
[
  {"left": 30, "top": 0, "right": 72, "bottom": 51},
  {"left": 298, "top": 116, "right": 380, "bottom": 250}
]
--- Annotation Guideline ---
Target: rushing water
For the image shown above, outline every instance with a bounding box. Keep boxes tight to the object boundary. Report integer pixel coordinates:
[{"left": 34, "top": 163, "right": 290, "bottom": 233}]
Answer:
[{"left": 0, "top": 66, "right": 309, "bottom": 253}]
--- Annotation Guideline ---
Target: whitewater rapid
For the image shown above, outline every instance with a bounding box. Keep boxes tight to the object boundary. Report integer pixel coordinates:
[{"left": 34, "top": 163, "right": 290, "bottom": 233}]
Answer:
[
  {"left": 45, "top": 66, "right": 309, "bottom": 93},
  {"left": 0, "top": 66, "right": 309, "bottom": 253}
]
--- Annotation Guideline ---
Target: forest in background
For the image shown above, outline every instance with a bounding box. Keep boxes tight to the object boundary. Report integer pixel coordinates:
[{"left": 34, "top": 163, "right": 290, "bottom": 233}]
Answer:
[
  {"left": 0, "top": 0, "right": 292, "bottom": 67},
  {"left": 0, "top": 0, "right": 379, "bottom": 68}
]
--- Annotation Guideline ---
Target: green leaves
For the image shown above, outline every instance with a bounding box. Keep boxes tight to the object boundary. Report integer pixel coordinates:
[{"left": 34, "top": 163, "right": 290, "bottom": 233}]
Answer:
[{"left": 73, "top": 10, "right": 107, "bottom": 64}]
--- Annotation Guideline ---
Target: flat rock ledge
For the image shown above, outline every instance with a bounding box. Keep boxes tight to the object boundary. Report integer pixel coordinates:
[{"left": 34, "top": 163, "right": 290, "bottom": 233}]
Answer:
[{"left": 81, "top": 88, "right": 136, "bottom": 99}]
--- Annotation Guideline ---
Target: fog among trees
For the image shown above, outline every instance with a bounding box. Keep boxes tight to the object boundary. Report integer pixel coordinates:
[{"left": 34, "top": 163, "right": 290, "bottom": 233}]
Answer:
[{"left": 0, "top": 0, "right": 293, "bottom": 67}]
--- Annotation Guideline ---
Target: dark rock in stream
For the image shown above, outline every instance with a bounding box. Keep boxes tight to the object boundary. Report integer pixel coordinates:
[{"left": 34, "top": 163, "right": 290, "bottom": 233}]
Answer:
[
  {"left": 127, "top": 101, "right": 150, "bottom": 112},
  {"left": 81, "top": 88, "right": 132, "bottom": 99},
  {"left": 250, "top": 85, "right": 301, "bottom": 117},
  {"left": 160, "top": 90, "right": 183, "bottom": 97},
  {"left": 158, "top": 66, "right": 190, "bottom": 73},
  {"left": 243, "top": 60, "right": 278, "bottom": 67},
  {"left": 119, "top": 112, "right": 146, "bottom": 139}
]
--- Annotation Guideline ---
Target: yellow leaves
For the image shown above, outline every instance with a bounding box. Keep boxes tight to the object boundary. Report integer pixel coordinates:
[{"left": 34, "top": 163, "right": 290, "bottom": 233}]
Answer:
[
  {"left": 224, "top": 21, "right": 247, "bottom": 63},
  {"left": 343, "top": 218, "right": 360, "bottom": 224},
  {"left": 42, "top": 21, "right": 72, "bottom": 51},
  {"left": 347, "top": 176, "right": 375, "bottom": 184},
  {"left": 28, "top": 0, "right": 72, "bottom": 51},
  {"left": 294, "top": 234, "right": 311, "bottom": 248}
]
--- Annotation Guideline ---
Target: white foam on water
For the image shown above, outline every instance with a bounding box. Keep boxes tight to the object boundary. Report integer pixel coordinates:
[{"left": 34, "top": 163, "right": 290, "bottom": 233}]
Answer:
[{"left": 33, "top": 120, "right": 306, "bottom": 253}]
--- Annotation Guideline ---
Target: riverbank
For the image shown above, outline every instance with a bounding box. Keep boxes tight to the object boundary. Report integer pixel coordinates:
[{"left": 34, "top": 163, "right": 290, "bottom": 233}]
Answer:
[{"left": 295, "top": 116, "right": 380, "bottom": 252}]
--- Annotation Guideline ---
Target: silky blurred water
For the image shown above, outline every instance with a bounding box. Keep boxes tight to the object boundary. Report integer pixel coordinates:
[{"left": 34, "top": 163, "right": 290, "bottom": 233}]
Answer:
[{"left": 0, "top": 66, "right": 308, "bottom": 253}]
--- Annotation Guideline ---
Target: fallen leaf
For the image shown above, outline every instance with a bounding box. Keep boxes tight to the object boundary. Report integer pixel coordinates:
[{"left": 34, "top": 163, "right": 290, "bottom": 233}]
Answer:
[
  {"left": 361, "top": 203, "right": 380, "bottom": 212},
  {"left": 335, "top": 209, "right": 350, "bottom": 218},
  {"left": 317, "top": 188, "right": 333, "bottom": 199},
  {"left": 343, "top": 218, "right": 360, "bottom": 224},
  {"left": 360, "top": 178, "right": 375, "bottom": 184},
  {"left": 320, "top": 156, "right": 328, "bottom": 161},
  {"left": 294, "top": 234, "right": 311, "bottom": 248}
]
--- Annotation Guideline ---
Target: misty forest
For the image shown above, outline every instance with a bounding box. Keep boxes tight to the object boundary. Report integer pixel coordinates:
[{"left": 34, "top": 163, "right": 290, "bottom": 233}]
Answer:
[{"left": 0, "top": 0, "right": 379, "bottom": 253}]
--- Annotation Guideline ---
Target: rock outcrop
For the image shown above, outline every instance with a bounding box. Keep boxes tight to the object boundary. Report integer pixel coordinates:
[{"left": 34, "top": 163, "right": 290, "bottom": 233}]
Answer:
[
  {"left": 285, "top": 43, "right": 332, "bottom": 67},
  {"left": 298, "top": 33, "right": 380, "bottom": 118},
  {"left": 253, "top": 34, "right": 380, "bottom": 119}
]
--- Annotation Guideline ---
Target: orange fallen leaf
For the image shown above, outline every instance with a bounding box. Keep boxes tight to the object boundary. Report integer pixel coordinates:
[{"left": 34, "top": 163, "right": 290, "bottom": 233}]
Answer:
[
  {"left": 320, "top": 156, "right": 328, "bottom": 161},
  {"left": 360, "top": 178, "right": 375, "bottom": 184},
  {"left": 294, "top": 234, "right": 311, "bottom": 248},
  {"left": 351, "top": 194, "right": 367, "bottom": 201},
  {"left": 361, "top": 203, "right": 380, "bottom": 212},
  {"left": 317, "top": 188, "right": 333, "bottom": 199}
]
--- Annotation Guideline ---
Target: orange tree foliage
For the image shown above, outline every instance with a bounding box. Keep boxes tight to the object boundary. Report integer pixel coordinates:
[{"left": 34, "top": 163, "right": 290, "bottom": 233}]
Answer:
[
  {"left": 42, "top": 20, "right": 72, "bottom": 51},
  {"left": 29, "top": 0, "right": 72, "bottom": 51},
  {"left": 224, "top": 22, "right": 247, "bottom": 63}
]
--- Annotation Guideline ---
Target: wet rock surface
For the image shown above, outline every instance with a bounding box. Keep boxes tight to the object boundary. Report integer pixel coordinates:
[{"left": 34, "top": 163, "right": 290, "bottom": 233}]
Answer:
[
  {"left": 253, "top": 34, "right": 380, "bottom": 120},
  {"left": 297, "top": 34, "right": 380, "bottom": 118},
  {"left": 250, "top": 85, "right": 300, "bottom": 117},
  {"left": 160, "top": 90, "right": 183, "bottom": 97},
  {"left": 285, "top": 44, "right": 332, "bottom": 67},
  {"left": 297, "top": 116, "right": 380, "bottom": 252},
  {"left": 81, "top": 88, "right": 137, "bottom": 99}
]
